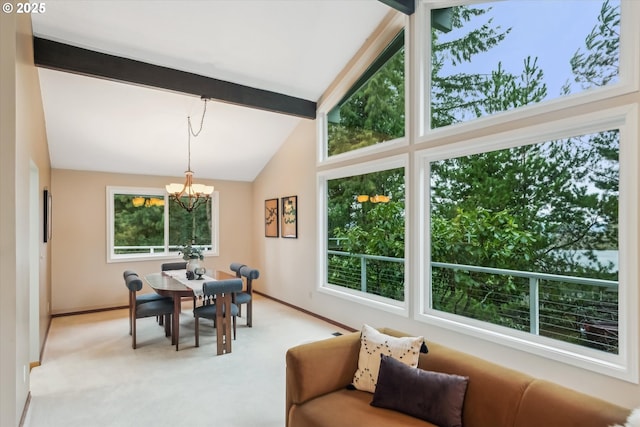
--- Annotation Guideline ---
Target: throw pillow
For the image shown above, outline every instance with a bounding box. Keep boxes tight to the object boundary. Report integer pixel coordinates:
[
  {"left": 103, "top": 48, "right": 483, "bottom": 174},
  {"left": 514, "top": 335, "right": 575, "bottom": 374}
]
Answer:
[
  {"left": 351, "top": 324, "right": 423, "bottom": 393},
  {"left": 371, "top": 354, "right": 469, "bottom": 427}
]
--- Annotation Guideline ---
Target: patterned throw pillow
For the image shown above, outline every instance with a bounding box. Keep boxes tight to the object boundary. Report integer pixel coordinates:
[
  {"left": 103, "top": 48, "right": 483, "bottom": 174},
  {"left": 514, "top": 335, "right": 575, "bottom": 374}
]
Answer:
[{"left": 352, "top": 324, "right": 424, "bottom": 393}]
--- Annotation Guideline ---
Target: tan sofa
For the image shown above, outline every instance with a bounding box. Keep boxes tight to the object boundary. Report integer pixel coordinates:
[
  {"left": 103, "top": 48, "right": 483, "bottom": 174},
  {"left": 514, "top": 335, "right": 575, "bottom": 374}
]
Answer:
[{"left": 286, "top": 328, "right": 629, "bottom": 427}]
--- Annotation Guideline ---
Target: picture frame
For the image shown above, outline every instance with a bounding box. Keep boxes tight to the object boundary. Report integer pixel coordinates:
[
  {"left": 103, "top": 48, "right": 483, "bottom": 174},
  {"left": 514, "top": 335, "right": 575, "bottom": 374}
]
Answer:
[
  {"left": 43, "top": 188, "right": 52, "bottom": 243},
  {"left": 265, "top": 198, "right": 279, "bottom": 237},
  {"left": 281, "top": 195, "right": 298, "bottom": 239}
]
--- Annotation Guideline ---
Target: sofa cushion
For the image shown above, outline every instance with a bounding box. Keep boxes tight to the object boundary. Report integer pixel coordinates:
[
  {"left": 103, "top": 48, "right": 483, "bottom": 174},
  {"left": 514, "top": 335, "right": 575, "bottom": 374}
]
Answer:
[
  {"left": 352, "top": 324, "right": 423, "bottom": 393},
  {"left": 514, "top": 379, "right": 629, "bottom": 427},
  {"left": 372, "top": 354, "right": 468, "bottom": 427},
  {"left": 289, "top": 388, "right": 438, "bottom": 427},
  {"left": 416, "top": 341, "right": 533, "bottom": 427}
]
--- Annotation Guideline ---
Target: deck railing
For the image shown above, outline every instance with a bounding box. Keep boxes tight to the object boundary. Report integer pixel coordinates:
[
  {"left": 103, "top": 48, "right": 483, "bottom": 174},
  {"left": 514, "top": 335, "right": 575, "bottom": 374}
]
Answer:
[{"left": 327, "top": 250, "right": 619, "bottom": 352}]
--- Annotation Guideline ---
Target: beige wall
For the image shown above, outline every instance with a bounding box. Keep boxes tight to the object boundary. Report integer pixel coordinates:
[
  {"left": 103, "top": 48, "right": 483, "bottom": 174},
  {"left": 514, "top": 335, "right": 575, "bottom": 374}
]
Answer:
[
  {"left": 17, "top": 6, "right": 52, "bottom": 361},
  {"left": 253, "top": 109, "right": 640, "bottom": 409},
  {"left": 251, "top": 119, "right": 317, "bottom": 299},
  {"left": 1, "top": 9, "right": 51, "bottom": 427},
  {"left": 50, "top": 169, "right": 253, "bottom": 314}
]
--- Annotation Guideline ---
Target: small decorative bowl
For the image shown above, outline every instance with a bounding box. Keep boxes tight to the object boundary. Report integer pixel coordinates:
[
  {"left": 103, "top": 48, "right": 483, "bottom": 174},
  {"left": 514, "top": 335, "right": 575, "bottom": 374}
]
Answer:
[{"left": 194, "top": 267, "right": 206, "bottom": 280}]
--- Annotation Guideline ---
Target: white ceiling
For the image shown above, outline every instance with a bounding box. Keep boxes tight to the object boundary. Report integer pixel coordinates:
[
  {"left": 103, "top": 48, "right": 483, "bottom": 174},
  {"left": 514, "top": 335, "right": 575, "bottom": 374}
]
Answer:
[{"left": 31, "top": 0, "right": 391, "bottom": 181}]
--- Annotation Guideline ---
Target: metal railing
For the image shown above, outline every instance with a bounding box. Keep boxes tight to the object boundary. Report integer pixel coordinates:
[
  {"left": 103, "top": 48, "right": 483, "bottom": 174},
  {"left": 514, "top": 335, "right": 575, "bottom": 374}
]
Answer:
[
  {"left": 327, "top": 250, "right": 619, "bottom": 352},
  {"left": 432, "top": 261, "right": 617, "bottom": 334},
  {"left": 327, "top": 250, "right": 405, "bottom": 301}
]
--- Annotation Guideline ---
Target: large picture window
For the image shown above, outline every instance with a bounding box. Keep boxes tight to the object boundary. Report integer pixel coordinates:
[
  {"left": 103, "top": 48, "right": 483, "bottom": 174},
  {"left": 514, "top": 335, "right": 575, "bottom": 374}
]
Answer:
[
  {"left": 320, "top": 156, "right": 407, "bottom": 311},
  {"left": 429, "top": 128, "right": 619, "bottom": 352},
  {"left": 107, "top": 187, "right": 219, "bottom": 262},
  {"left": 426, "top": 0, "right": 621, "bottom": 131},
  {"left": 418, "top": 104, "right": 637, "bottom": 380}
]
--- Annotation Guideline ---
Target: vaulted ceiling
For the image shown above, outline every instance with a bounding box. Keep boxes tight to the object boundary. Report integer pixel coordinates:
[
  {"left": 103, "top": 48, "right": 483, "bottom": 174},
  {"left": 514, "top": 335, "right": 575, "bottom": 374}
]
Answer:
[{"left": 31, "top": 1, "right": 405, "bottom": 182}]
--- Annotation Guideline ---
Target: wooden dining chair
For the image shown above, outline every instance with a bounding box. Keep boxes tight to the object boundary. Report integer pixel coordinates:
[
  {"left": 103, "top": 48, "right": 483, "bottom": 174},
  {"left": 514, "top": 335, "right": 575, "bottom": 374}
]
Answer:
[
  {"left": 229, "top": 262, "right": 246, "bottom": 315},
  {"left": 161, "top": 262, "right": 187, "bottom": 272},
  {"left": 124, "top": 271, "right": 174, "bottom": 349},
  {"left": 233, "top": 265, "right": 259, "bottom": 327},
  {"left": 193, "top": 278, "right": 243, "bottom": 355},
  {"left": 123, "top": 269, "right": 172, "bottom": 333}
]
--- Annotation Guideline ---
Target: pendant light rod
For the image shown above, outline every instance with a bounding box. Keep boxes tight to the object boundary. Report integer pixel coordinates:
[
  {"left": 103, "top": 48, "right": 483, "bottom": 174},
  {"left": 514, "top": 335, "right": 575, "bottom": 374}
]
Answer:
[{"left": 166, "top": 97, "right": 214, "bottom": 213}]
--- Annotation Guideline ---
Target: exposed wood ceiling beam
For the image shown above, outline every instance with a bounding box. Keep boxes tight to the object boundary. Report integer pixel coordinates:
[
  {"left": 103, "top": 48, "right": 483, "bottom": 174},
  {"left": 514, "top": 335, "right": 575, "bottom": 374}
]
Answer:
[
  {"left": 378, "top": 0, "right": 414, "bottom": 15},
  {"left": 33, "top": 37, "right": 317, "bottom": 119}
]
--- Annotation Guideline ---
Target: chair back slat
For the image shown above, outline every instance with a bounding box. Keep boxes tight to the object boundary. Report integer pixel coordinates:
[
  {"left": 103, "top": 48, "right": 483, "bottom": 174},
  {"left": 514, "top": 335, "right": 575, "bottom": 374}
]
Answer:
[
  {"left": 123, "top": 270, "right": 137, "bottom": 279},
  {"left": 239, "top": 266, "right": 259, "bottom": 280},
  {"left": 229, "top": 262, "right": 246, "bottom": 277},
  {"left": 161, "top": 262, "right": 187, "bottom": 271},
  {"left": 202, "top": 279, "right": 243, "bottom": 297},
  {"left": 125, "top": 274, "right": 143, "bottom": 292}
]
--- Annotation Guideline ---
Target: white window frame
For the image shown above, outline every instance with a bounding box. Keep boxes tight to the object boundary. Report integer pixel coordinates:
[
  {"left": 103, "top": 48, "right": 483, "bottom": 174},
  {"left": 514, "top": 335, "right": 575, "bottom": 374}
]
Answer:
[
  {"left": 317, "top": 12, "right": 408, "bottom": 166},
  {"left": 106, "top": 186, "right": 219, "bottom": 263},
  {"left": 317, "top": 154, "right": 410, "bottom": 316},
  {"left": 415, "top": 105, "right": 639, "bottom": 383},
  {"left": 415, "top": 0, "right": 640, "bottom": 141}
]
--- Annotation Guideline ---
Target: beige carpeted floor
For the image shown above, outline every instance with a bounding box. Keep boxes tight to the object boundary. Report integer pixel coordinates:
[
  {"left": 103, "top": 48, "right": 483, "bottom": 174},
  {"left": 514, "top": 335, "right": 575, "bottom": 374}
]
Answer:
[{"left": 25, "top": 294, "right": 351, "bottom": 427}]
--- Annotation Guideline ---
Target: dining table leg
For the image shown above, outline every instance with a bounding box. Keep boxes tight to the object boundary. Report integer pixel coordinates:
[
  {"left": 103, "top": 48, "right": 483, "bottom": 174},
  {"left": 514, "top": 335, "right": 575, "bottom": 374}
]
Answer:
[{"left": 173, "top": 296, "right": 181, "bottom": 350}]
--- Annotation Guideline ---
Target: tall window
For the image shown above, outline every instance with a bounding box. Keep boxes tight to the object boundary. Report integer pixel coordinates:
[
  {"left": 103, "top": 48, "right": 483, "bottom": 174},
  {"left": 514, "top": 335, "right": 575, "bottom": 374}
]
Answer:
[
  {"left": 326, "top": 30, "right": 405, "bottom": 157},
  {"left": 326, "top": 164, "right": 406, "bottom": 302},
  {"left": 107, "top": 187, "right": 219, "bottom": 262},
  {"left": 429, "top": 128, "right": 619, "bottom": 352},
  {"left": 318, "top": 20, "right": 408, "bottom": 312},
  {"left": 417, "top": 0, "right": 637, "bottom": 380},
  {"left": 427, "top": 0, "right": 620, "bottom": 130}
]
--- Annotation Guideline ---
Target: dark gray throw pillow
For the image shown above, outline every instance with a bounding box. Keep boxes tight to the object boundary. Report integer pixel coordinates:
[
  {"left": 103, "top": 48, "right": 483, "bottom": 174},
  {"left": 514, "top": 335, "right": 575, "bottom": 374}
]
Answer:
[{"left": 371, "top": 354, "right": 469, "bottom": 427}]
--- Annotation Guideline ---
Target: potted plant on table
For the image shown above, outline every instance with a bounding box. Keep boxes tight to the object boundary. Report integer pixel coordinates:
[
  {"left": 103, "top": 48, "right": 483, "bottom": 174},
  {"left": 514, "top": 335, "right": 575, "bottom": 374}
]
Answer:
[{"left": 179, "top": 244, "right": 205, "bottom": 279}]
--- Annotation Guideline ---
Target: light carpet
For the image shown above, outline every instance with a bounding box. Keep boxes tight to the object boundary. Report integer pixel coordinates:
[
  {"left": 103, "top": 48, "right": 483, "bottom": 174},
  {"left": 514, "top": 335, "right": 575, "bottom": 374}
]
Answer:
[{"left": 24, "top": 294, "right": 351, "bottom": 427}]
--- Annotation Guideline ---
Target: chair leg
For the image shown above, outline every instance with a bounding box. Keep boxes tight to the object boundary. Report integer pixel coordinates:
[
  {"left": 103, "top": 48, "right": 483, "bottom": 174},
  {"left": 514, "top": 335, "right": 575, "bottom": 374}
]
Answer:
[
  {"left": 164, "top": 314, "right": 171, "bottom": 337},
  {"left": 247, "top": 300, "right": 252, "bottom": 327},
  {"left": 132, "top": 316, "right": 137, "bottom": 350},
  {"left": 194, "top": 316, "right": 200, "bottom": 347},
  {"left": 233, "top": 315, "right": 237, "bottom": 340},
  {"left": 129, "top": 294, "right": 133, "bottom": 336},
  {"left": 215, "top": 311, "right": 225, "bottom": 355},
  {"left": 223, "top": 314, "right": 231, "bottom": 354}
]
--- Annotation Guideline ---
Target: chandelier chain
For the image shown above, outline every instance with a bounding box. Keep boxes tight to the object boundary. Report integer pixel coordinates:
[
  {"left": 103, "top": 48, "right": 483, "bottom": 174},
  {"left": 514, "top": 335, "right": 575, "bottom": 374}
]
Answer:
[
  {"left": 186, "top": 99, "right": 208, "bottom": 171},
  {"left": 188, "top": 99, "right": 208, "bottom": 138},
  {"left": 166, "top": 97, "right": 213, "bottom": 213}
]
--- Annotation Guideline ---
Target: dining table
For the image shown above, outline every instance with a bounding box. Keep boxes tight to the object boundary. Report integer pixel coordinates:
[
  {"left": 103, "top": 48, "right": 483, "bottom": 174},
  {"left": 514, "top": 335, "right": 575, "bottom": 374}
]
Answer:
[{"left": 144, "top": 269, "right": 236, "bottom": 351}]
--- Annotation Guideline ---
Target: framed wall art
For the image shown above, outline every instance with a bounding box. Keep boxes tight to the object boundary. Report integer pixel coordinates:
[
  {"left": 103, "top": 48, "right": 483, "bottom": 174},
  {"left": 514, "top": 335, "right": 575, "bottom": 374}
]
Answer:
[
  {"left": 281, "top": 195, "right": 297, "bottom": 239},
  {"left": 265, "top": 198, "right": 279, "bottom": 237},
  {"left": 43, "top": 188, "right": 52, "bottom": 243}
]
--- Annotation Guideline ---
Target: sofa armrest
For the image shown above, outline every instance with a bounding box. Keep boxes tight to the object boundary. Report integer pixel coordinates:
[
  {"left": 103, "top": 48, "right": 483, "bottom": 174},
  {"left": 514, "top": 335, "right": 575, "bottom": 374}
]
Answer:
[{"left": 286, "top": 332, "right": 361, "bottom": 425}]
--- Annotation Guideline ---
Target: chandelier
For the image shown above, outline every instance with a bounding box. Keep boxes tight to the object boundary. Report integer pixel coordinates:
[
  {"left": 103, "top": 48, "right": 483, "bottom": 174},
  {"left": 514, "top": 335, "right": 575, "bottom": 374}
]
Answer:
[{"left": 166, "top": 98, "right": 214, "bottom": 213}]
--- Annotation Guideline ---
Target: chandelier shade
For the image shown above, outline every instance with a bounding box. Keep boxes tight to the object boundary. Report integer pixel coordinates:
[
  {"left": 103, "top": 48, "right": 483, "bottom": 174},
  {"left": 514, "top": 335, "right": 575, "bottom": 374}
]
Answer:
[
  {"left": 166, "top": 98, "right": 214, "bottom": 213},
  {"left": 166, "top": 171, "right": 214, "bottom": 212}
]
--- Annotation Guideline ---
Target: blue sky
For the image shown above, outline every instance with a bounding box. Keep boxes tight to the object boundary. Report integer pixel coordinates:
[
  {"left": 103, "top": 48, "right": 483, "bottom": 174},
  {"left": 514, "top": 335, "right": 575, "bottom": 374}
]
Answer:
[{"left": 437, "top": 0, "right": 618, "bottom": 97}]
